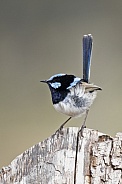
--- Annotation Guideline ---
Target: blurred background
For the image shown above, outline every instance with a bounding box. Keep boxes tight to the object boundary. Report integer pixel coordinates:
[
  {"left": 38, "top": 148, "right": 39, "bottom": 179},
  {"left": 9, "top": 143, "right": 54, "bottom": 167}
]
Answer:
[{"left": 0, "top": 0, "right": 122, "bottom": 168}]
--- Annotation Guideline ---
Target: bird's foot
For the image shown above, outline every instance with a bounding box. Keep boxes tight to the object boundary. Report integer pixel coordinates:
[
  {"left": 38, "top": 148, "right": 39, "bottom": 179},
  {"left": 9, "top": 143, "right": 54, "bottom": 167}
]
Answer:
[
  {"left": 78, "top": 124, "right": 86, "bottom": 137},
  {"left": 55, "top": 125, "right": 64, "bottom": 135},
  {"left": 54, "top": 117, "right": 72, "bottom": 135}
]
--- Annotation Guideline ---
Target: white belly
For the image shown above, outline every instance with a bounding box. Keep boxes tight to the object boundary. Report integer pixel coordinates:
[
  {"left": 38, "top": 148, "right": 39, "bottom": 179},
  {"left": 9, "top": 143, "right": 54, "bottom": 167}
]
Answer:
[{"left": 53, "top": 91, "right": 97, "bottom": 117}]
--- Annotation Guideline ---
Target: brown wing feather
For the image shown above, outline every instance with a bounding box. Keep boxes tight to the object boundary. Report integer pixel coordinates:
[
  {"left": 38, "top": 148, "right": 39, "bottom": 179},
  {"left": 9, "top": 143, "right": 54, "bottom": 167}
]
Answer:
[{"left": 81, "top": 82, "right": 102, "bottom": 93}]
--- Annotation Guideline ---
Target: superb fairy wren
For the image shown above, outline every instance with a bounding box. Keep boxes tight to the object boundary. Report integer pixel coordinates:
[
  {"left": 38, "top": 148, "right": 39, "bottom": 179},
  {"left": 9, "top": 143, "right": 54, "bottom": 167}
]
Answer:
[{"left": 41, "top": 34, "right": 102, "bottom": 131}]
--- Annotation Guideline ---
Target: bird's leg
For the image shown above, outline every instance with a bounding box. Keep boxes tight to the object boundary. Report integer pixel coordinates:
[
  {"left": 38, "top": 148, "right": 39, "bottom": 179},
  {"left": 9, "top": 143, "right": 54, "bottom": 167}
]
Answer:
[
  {"left": 59, "top": 117, "right": 72, "bottom": 129},
  {"left": 79, "top": 109, "right": 89, "bottom": 136},
  {"left": 55, "top": 117, "right": 72, "bottom": 133},
  {"left": 82, "top": 109, "right": 89, "bottom": 128}
]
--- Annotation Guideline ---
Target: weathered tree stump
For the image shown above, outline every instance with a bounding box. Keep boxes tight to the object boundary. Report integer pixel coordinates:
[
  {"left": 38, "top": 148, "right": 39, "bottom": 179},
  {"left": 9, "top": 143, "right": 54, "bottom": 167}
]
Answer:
[{"left": 0, "top": 128, "right": 122, "bottom": 184}]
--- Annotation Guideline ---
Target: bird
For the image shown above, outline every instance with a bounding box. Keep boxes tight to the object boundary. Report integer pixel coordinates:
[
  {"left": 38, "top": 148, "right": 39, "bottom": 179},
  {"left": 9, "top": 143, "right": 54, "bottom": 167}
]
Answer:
[{"left": 41, "top": 34, "right": 102, "bottom": 131}]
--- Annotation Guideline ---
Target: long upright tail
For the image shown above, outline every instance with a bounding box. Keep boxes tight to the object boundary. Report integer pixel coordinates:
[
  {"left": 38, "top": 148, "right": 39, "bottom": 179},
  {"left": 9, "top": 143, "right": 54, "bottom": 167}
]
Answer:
[{"left": 83, "top": 34, "right": 93, "bottom": 83}]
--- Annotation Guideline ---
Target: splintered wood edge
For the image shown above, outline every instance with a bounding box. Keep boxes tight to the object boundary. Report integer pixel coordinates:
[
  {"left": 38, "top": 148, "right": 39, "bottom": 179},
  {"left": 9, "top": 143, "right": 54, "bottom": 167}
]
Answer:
[{"left": 0, "top": 128, "right": 122, "bottom": 184}]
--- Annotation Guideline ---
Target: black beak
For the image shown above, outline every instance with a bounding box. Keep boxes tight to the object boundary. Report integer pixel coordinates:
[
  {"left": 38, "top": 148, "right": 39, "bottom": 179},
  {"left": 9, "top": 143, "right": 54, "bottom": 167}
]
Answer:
[{"left": 40, "top": 80, "right": 47, "bottom": 83}]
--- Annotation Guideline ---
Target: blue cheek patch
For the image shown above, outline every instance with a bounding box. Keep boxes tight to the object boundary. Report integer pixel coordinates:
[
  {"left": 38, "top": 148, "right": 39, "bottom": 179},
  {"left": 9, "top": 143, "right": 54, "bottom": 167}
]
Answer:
[
  {"left": 67, "top": 77, "right": 81, "bottom": 89},
  {"left": 50, "top": 82, "right": 61, "bottom": 89}
]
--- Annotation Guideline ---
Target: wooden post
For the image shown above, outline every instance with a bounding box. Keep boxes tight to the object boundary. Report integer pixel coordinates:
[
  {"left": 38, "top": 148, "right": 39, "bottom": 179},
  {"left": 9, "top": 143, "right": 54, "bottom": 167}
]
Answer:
[{"left": 0, "top": 128, "right": 122, "bottom": 184}]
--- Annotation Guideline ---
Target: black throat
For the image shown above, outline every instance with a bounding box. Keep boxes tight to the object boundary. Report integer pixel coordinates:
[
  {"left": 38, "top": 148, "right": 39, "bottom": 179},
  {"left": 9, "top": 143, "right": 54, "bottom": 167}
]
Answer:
[{"left": 49, "top": 86, "right": 69, "bottom": 104}]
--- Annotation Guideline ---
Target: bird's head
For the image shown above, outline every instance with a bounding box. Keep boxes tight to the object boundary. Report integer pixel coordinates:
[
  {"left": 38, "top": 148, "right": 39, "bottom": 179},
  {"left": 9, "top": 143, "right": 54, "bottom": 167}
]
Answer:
[
  {"left": 40, "top": 74, "right": 81, "bottom": 104},
  {"left": 40, "top": 73, "right": 81, "bottom": 91}
]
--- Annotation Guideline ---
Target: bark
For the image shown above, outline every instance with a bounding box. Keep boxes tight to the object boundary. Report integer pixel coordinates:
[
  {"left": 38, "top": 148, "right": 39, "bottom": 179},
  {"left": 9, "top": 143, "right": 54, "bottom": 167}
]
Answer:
[{"left": 0, "top": 128, "right": 122, "bottom": 184}]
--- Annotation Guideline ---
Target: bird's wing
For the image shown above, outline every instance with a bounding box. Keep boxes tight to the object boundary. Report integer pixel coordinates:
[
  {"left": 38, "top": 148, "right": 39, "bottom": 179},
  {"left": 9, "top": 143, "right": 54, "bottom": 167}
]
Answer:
[{"left": 81, "top": 81, "right": 102, "bottom": 93}]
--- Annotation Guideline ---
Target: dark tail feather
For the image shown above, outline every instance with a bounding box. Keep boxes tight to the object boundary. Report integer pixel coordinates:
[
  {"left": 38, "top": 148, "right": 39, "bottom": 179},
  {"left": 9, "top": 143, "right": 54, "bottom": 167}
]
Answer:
[{"left": 83, "top": 34, "right": 93, "bottom": 83}]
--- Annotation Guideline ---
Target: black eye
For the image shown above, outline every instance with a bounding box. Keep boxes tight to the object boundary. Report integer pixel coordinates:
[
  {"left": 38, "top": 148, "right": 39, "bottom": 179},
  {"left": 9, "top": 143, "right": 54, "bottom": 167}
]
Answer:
[
  {"left": 47, "top": 74, "right": 78, "bottom": 90},
  {"left": 53, "top": 75, "right": 77, "bottom": 90}
]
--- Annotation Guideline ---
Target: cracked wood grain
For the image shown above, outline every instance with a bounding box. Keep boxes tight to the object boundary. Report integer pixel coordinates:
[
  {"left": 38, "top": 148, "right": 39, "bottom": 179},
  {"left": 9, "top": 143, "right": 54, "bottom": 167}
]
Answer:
[{"left": 0, "top": 128, "right": 122, "bottom": 184}]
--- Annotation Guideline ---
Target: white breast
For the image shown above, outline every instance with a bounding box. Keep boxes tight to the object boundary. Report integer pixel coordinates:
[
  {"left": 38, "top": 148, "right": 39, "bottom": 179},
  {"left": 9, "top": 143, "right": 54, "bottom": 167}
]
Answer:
[{"left": 53, "top": 84, "right": 97, "bottom": 117}]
